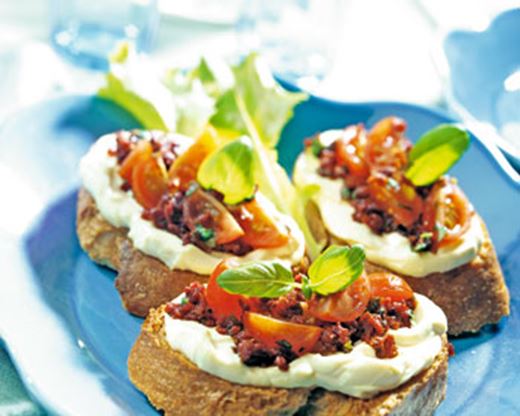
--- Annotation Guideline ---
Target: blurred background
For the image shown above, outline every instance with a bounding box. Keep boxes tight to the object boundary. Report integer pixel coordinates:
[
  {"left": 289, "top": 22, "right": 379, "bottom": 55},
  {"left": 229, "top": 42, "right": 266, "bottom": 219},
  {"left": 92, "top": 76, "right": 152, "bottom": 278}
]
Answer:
[{"left": 0, "top": 0, "right": 518, "bottom": 414}]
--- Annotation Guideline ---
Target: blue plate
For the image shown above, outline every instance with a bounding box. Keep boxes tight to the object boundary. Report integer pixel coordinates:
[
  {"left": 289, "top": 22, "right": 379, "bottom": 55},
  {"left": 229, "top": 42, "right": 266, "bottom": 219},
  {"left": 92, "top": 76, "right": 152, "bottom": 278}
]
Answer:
[
  {"left": 0, "top": 95, "right": 519, "bottom": 415},
  {"left": 442, "top": 8, "right": 520, "bottom": 170}
]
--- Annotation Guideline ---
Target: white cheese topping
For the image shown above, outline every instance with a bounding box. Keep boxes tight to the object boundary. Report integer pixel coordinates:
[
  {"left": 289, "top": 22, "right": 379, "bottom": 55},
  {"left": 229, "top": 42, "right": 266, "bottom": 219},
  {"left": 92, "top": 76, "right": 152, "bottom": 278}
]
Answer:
[
  {"left": 293, "top": 137, "right": 484, "bottom": 277},
  {"left": 164, "top": 293, "right": 447, "bottom": 399},
  {"left": 79, "top": 133, "right": 305, "bottom": 275}
]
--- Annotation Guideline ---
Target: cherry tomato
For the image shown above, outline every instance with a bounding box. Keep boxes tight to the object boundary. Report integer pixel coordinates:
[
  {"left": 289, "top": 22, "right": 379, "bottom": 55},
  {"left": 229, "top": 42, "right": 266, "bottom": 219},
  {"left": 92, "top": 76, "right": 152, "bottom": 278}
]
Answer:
[
  {"left": 367, "top": 117, "right": 410, "bottom": 171},
  {"left": 423, "top": 179, "right": 472, "bottom": 249},
  {"left": 308, "top": 273, "right": 371, "bottom": 322},
  {"left": 335, "top": 124, "right": 370, "bottom": 187},
  {"left": 243, "top": 312, "right": 322, "bottom": 354},
  {"left": 366, "top": 173, "right": 423, "bottom": 229},
  {"left": 368, "top": 272, "right": 414, "bottom": 301},
  {"left": 230, "top": 197, "right": 289, "bottom": 249},
  {"left": 118, "top": 140, "right": 153, "bottom": 185},
  {"left": 131, "top": 155, "right": 168, "bottom": 209},
  {"left": 183, "top": 188, "right": 244, "bottom": 245},
  {"left": 206, "top": 259, "right": 245, "bottom": 319},
  {"left": 168, "top": 126, "right": 219, "bottom": 190}
]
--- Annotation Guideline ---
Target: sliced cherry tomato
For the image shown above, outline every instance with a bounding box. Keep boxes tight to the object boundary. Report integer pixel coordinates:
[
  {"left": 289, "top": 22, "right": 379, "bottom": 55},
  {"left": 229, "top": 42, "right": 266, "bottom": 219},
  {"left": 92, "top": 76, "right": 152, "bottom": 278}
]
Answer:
[
  {"left": 335, "top": 124, "right": 370, "bottom": 187},
  {"left": 118, "top": 140, "right": 153, "bottom": 185},
  {"left": 243, "top": 312, "right": 322, "bottom": 354},
  {"left": 131, "top": 155, "right": 168, "bottom": 209},
  {"left": 367, "top": 117, "right": 410, "bottom": 171},
  {"left": 229, "top": 197, "right": 289, "bottom": 249},
  {"left": 308, "top": 273, "right": 371, "bottom": 322},
  {"left": 168, "top": 126, "right": 219, "bottom": 190},
  {"left": 423, "top": 179, "right": 472, "bottom": 249},
  {"left": 206, "top": 259, "right": 245, "bottom": 319},
  {"left": 366, "top": 173, "right": 423, "bottom": 229},
  {"left": 183, "top": 188, "right": 244, "bottom": 245},
  {"left": 368, "top": 272, "right": 414, "bottom": 301}
]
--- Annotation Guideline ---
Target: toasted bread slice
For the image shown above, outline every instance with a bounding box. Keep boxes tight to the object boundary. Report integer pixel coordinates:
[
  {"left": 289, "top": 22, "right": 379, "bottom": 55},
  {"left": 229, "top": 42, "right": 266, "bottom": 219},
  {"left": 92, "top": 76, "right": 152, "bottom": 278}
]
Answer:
[
  {"left": 305, "top": 202, "right": 510, "bottom": 335},
  {"left": 76, "top": 188, "right": 208, "bottom": 317},
  {"left": 128, "top": 306, "right": 449, "bottom": 416}
]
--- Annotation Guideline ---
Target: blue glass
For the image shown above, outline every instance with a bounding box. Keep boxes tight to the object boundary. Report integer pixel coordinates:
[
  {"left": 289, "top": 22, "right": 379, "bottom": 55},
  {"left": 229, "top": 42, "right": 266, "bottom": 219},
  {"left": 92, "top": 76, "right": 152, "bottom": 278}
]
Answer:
[
  {"left": 0, "top": 95, "right": 518, "bottom": 414},
  {"left": 49, "top": 0, "right": 159, "bottom": 70}
]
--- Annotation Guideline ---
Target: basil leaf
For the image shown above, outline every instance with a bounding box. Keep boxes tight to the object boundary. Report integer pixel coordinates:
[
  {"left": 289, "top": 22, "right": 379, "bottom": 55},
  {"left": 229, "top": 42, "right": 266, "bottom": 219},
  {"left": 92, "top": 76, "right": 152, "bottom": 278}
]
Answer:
[
  {"left": 308, "top": 245, "right": 366, "bottom": 296},
  {"left": 405, "top": 125, "right": 470, "bottom": 186},
  {"left": 197, "top": 136, "right": 255, "bottom": 204},
  {"left": 217, "top": 261, "right": 296, "bottom": 298}
]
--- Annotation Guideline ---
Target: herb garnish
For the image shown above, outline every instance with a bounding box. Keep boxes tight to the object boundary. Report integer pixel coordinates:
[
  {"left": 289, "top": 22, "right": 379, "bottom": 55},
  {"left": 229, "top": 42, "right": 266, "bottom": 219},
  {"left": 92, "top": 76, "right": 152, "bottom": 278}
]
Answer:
[
  {"left": 217, "top": 245, "right": 366, "bottom": 299},
  {"left": 197, "top": 136, "right": 256, "bottom": 204},
  {"left": 405, "top": 124, "right": 470, "bottom": 186}
]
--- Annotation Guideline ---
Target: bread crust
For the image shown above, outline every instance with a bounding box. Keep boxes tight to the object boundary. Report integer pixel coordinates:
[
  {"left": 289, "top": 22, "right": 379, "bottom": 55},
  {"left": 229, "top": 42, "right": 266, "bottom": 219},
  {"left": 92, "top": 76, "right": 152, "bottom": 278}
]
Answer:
[
  {"left": 364, "top": 223, "right": 509, "bottom": 335},
  {"left": 128, "top": 306, "right": 449, "bottom": 416},
  {"left": 307, "top": 201, "right": 510, "bottom": 335},
  {"left": 76, "top": 188, "right": 208, "bottom": 317}
]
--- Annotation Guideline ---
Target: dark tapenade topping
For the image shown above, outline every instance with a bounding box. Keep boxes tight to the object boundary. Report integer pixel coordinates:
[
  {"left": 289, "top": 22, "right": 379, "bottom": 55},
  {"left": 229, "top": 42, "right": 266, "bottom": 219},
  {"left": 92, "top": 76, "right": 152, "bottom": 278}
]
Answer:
[
  {"left": 306, "top": 118, "right": 472, "bottom": 252},
  {"left": 167, "top": 283, "right": 416, "bottom": 371},
  {"left": 108, "top": 131, "right": 256, "bottom": 256},
  {"left": 142, "top": 188, "right": 253, "bottom": 255}
]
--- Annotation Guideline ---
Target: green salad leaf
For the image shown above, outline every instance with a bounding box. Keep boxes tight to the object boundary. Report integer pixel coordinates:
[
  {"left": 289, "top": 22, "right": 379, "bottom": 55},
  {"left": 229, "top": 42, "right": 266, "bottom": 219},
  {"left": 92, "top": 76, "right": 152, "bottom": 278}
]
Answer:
[
  {"left": 211, "top": 53, "right": 307, "bottom": 148},
  {"left": 405, "top": 125, "right": 470, "bottom": 186},
  {"left": 197, "top": 136, "right": 255, "bottom": 204},
  {"left": 217, "top": 261, "right": 296, "bottom": 298},
  {"left": 290, "top": 184, "right": 325, "bottom": 260},
  {"left": 98, "top": 43, "right": 177, "bottom": 130},
  {"left": 308, "top": 245, "right": 366, "bottom": 296},
  {"left": 188, "top": 57, "right": 234, "bottom": 98}
]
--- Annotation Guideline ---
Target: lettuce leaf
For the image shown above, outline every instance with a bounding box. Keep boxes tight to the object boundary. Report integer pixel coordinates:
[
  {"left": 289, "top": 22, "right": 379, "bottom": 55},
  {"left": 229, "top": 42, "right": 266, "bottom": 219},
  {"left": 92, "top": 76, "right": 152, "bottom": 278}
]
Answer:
[
  {"left": 98, "top": 43, "right": 177, "bottom": 130},
  {"left": 211, "top": 53, "right": 307, "bottom": 148}
]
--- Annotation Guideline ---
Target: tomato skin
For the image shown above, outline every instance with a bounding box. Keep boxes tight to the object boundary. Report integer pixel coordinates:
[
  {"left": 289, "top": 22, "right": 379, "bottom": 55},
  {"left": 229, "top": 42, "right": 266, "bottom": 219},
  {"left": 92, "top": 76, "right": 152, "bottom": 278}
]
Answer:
[
  {"left": 230, "top": 198, "right": 289, "bottom": 249},
  {"left": 168, "top": 126, "right": 219, "bottom": 191},
  {"left": 183, "top": 188, "right": 245, "bottom": 245},
  {"left": 243, "top": 312, "right": 322, "bottom": 354},
  {"left": 335, "top": 125, "right": 370, "bottom": 187},
  {"left": 206, "top": 259, "right": 245, "bottom": 320},
  {"left": 368, "top": 272, "right": 414, "bottom": 301},
  {"left": 118, "top": 140, "right": 153, "bottom": 185},
  {"left": 308, "top": 273, "right": 371, "bottom": 322},
  {"left": 423, "top": 179, "right": 472, "bottom": 250},
  {"left": 131, "top": 155, "right": 168, "bottom": 209},
  {"left": 366, "top": 173, "right": 423, "bottom": 229},
  {"left": 367, "top": 117, "right": 410, "bottom": 171}
]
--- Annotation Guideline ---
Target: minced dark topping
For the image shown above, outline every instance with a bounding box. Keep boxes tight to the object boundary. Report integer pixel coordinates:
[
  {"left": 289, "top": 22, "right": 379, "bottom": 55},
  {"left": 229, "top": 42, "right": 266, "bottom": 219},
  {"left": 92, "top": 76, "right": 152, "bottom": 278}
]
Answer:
[
  {"left": 166, "top": 282, "right": 416, "bottom": 371},
  {"left": 108, "top": 131, "right": 255, "bottom": 255},
  {"left": 304, "top": 118, "right": 469, "bottom": 253},
  {"left": 142, "top": 188, "right": 253, "bottom": 255}
]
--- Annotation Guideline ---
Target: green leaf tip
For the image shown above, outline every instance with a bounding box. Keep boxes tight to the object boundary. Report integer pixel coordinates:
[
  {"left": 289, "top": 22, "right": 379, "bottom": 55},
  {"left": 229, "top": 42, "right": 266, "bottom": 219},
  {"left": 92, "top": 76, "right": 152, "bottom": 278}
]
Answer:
[
  {"left": 405, "top": 125, "right": 470, "bottom": 186},
  {"left": 197, "top": 136, "right": 256, "bottom": 204}
]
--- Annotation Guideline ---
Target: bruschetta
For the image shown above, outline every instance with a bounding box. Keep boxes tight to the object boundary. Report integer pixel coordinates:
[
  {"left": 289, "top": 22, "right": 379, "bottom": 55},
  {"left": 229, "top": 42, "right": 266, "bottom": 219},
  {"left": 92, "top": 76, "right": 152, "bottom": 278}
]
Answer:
[
  {"left": 293, "top": 117, "right": 509, "bottom": 335},
  {"left": 77, "top": 129, "right": 305, "bottom": 316},
  {"left": 129, "top": 246, "right": 449, "bottom": 415}
]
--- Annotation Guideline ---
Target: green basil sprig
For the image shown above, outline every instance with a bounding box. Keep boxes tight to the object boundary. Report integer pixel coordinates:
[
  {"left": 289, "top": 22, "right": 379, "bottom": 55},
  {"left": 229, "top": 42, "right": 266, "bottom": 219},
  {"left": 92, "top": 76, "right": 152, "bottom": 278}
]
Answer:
[
  {"left": 405, "top": 124, "right": 470, "bottom": 186},
  {"left": 216, "top": 244, "right": 366, "bottom": 299},
  {"left": 197, "top": 136, "right": 255, "bottom": 204}
]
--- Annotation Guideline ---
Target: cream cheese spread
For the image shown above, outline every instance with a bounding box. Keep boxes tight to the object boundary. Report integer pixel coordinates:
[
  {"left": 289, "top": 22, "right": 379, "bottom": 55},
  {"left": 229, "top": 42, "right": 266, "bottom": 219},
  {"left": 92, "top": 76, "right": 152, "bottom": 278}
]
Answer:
[
  {"left": 163, "top": 293, "right": 447, "bottom": 399},
  {"left": 79, "top": 133, "right": 305, "bottom": 275},
  {"left": 293, "top": 137, "right": 484, "bottom": 277}
]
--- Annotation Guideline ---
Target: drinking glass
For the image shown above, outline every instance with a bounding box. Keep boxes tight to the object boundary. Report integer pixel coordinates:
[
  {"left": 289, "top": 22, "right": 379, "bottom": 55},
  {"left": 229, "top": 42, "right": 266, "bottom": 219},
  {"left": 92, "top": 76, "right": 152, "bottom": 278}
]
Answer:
[
  {"left": 49, "top": 0, "right": 159, "bottom": 70},
  {"left": 237, "top": 0, "right": 344, "bottom": 90}
]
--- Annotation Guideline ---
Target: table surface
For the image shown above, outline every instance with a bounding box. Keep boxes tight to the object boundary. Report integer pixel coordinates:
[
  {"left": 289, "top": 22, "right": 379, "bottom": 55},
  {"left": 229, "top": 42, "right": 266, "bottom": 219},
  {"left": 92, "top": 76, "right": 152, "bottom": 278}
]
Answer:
[{"left": 0, "top": 0, "right": 516, "bottom": 414}]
